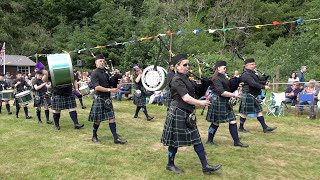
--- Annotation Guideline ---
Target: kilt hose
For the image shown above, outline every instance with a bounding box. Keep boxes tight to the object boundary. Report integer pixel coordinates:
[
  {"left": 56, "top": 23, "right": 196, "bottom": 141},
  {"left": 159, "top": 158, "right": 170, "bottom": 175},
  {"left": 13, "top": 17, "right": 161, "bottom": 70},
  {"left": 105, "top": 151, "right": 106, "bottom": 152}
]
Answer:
[
  {"left": 51, "top": 93, "right": 76, "bottom": 110},
  {"left": 161, "top": 106, "right": 202, "bottom": 147},
  {"left": 133, "top": 94, "right": 146, "bottom": 107},
  {"left": 88, "top": 95, "right": 115, "bottom": 122},
  {"left": 206, "top": 95, "right": 236, "bottom": 123},
  {"left": 239, "top": 93, "right": 263, "bottom": 114}
]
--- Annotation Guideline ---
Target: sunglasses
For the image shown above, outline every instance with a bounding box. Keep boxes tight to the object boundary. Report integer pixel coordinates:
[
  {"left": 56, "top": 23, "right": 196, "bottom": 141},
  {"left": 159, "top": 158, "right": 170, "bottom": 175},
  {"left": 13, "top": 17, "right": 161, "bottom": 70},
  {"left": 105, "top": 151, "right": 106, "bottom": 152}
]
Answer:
[{"left": 182, "top": 63, "right": 189, "bottom": 67}]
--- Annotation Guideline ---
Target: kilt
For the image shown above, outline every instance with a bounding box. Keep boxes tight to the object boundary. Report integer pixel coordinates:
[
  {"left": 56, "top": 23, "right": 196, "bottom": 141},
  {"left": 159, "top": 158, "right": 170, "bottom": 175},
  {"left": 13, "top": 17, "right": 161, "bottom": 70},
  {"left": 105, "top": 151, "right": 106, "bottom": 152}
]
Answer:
[
  {"left": 239, "top": 93, "right": 263, "bottom": 114},
  {"left": 161, "top": 106, "right": 202, "bottom": 147},
  {"left": 51, "top": 93, "right": 76, "bottom": 110},
  {"left": 133, "top": 94, "right": 146, "bottom": 107},
  {"left": 88, "top": 95, "right": 114, "bottom": 122},
  {"left": 34, "top": 95, "right": 51, "bottom": 108},
  {"left": 206, "top": 95, "right": 236, "bottom": 123}
]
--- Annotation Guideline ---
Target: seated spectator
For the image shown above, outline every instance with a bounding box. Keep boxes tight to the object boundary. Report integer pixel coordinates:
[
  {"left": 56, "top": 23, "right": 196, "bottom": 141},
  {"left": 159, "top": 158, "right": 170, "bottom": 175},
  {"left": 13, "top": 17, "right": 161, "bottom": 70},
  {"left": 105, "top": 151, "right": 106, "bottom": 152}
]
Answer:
[
  {"left": 298, "top": 79, "right": 319, "bottom": 117},
  {"left": 117, "top": 77, "right": 132, "bottom": 101},
  {"left": 285, "top": 81, "right": 303, "bottom": 106},
  {"left": 148, "top": 91, "right": 162, "bottom": 104},
  {"left": 288, "top": 72, "right": 300, "bottom": 84}
]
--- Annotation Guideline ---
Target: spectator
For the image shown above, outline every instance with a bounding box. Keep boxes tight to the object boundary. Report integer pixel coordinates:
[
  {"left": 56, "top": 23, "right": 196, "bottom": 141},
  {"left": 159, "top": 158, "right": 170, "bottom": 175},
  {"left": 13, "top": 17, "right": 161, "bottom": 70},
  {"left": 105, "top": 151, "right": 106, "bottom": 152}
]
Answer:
[
  {"left": 298, "top": 79, "right": 319, "bottom": 117},
  {"left": 117, "top": 77, "right": 132, "bottom": 101},
  {"left": 288, "top": 72, "right": 299, "bottom": 84},
  {"left": 297, "top": 66, "right": 307, "bottom": 87},
  {"left": 284, "top": 81, "right": 303, "bottom": 106}
]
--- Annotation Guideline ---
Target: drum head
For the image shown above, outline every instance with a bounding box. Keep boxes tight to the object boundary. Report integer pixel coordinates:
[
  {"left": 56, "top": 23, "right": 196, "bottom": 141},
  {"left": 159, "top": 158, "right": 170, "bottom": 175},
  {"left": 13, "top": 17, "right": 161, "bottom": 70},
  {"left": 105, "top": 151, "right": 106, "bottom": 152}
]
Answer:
[
  {"left": 141, "top": 65, "right": 167, "bottom": 91},
  {"left": 79, "top": 85, "right": 88, "bottom": 90},
  {"left": 47, "top": 53, "right": 74, "bottom": 87},
  {"left": 15, "top": 90, "right": 30, "bottom": 98}
]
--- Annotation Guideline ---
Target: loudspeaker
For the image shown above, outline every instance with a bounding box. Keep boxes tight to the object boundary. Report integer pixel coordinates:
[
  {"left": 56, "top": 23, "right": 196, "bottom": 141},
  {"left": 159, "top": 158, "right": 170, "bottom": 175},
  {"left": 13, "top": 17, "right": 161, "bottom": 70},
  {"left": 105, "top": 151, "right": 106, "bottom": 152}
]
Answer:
[{"left": 77, "top": 60, "right": 85, "bottom": 67}]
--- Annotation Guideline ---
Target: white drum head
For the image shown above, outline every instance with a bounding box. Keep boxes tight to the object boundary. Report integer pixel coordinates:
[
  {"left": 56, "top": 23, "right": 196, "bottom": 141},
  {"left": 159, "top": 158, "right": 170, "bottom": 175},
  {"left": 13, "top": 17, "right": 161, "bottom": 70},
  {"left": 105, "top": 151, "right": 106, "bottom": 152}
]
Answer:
[
  {"left": 79, "top": 85, "right": 89, "bottom": 90},
  {"left": 142, "top": 65, "right": 167, "bottom": 91}
]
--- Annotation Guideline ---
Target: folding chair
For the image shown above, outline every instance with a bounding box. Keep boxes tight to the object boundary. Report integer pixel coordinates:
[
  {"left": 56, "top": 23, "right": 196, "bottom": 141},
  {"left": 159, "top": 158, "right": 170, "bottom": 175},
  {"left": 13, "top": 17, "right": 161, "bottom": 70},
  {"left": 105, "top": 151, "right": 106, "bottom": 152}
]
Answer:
[
  {"left": 266, "top": 92, "right": 286, "bottom": 117},
  {"left": 296, "top": 94, "right": 315, "bottom": 118}
]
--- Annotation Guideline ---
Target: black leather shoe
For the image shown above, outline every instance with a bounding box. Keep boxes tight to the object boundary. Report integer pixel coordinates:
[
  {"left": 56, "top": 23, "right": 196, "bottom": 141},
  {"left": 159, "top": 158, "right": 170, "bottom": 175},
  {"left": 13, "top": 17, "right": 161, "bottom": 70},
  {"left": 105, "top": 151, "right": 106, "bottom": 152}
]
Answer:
[
  {"left": 55, "top": 126, "right": 61, "bottom": 130},
  {"left": 234, "top": 142, "right": 249, "bottom": 148},
  {"left": 263, "top": 126, "right": 277, "bottom": 133},
  {"left": 92, "top": 136, "right": 100, "bottom": 144},
  {"left": 206, "top": 141, "right": 215, "bottom": 145},
  {"left": 26, "top": 116, "right": 32, "bottom": 119},
  {"left": 46, "top": 120, "right": 53, "bottom": 124},
  {"left": 239, "top": 128, "right": 250, "bottom": 133},
  {"left": 114, "top": 137, "right": 127, "bottom": 144},
  {"left": 74, "top": 124, "right": 84, "bottom": 129},
  {"left": 134, "top": 115, "right": 138, "bottom": 118},
  {"left": 82, "top": 106, "right": 86, "bottom": 109},
  {"left": 147, "top": 116, "right": 154, "bottom": 121},
  {"left": 166, "top": 165, "right": 184, "bottom": 174},
  {"left": 8, "top": 112, "right": 12, "bottom": 115},
  {"left": 202, "top": 164, "right": 222, "bottom": 175}
]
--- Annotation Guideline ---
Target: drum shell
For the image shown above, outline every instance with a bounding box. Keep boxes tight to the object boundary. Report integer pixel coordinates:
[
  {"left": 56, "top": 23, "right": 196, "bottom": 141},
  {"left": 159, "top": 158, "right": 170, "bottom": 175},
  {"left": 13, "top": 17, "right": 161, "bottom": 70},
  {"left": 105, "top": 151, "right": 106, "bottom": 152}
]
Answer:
[
  {"left": 1, "top": 90, "right": 15, "bottom": 100},
  {"left": 141, "top": 65, "right": 167, "bottom": 91},
  {"left": 47, "top": 53, "right": 74, "bottom": 87},
  {"left": 15, "top": 90, "right": 33, "bottom": 105}
]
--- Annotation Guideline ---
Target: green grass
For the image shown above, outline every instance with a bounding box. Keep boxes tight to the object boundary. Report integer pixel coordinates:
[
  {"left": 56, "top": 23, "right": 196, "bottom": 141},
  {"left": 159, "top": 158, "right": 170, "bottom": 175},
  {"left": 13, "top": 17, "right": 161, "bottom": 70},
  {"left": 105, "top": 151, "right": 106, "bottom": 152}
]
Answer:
[{"left": 1, "top": 97, "right": 320, "bottom": 179}]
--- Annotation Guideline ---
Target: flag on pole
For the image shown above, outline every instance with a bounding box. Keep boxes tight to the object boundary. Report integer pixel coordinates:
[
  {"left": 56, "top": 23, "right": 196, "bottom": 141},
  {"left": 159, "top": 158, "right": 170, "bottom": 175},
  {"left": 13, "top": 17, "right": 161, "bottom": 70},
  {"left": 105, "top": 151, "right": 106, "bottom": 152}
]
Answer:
[{"left": 0, "top": 42, "right": 6, "bottom": 74}]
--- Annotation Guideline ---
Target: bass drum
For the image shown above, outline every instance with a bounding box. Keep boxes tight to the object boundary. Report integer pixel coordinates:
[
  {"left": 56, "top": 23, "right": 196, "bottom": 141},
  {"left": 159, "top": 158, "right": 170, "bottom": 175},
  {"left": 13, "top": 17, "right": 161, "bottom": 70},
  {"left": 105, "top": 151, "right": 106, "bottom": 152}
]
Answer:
[
  {"left": 141, "top": 65, "right": 167, "bottom": 92},
  {"left": 47, "top": 53, "right": 74, "bottom": 87}
]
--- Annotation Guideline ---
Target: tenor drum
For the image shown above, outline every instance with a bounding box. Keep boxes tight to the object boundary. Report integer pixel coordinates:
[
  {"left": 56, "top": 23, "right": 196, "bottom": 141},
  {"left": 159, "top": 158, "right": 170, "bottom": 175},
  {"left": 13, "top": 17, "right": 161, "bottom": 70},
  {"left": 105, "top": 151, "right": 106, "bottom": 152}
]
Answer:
[
  {"left": 1, "top": 90, "right": 15, "bottom": 100},
  {"left": 15, "top": 90, "right": 33, "bottom": 105},
  {"left": 141, "top": 65, "right": 167, "bottom": 91},
  {"left": 79, "top": 85, "right": 90, "bottom": 96},
  {"left": 47, "top": 53, "right": 74, "bottom": 87}
]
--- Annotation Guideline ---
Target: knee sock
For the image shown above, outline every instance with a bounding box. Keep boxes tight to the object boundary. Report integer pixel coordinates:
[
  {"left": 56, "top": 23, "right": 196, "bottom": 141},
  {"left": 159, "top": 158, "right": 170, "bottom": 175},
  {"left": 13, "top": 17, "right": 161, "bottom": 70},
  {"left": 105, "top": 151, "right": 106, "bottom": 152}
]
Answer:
[
  {"left": 53, "top": 113, "right": 61, "bottom": 127},
  {"left": 93, "top": 123, "right": 100, "bottom": 138},
  {"left": 44, "top": 110, "right": 50, "bottom": 122},
  {"left": 208, "top": 123, "right": 219, "bottom": 142},
  {"left": 16, "top": 107, "right": 20, "bottom": 116},
  {"left": 257, "top": 116, "right": 268, "bottom": 129},
  {"left": 109, "top": 123, "right": 119, "bottom": 140},
  {"left": 239, "top": 117, "right": 246, "bottom": 129},
  {"left": 36, "top": 109, "right": 41, "bottom": 122},
  {"left": 168, "top": 146, "right": 178, "bottom": 166},
  {"left": 23, "top": 107, "right": 29, "bottom": 117},
  {"left": 194, "top": 143, "right": 208, "bottom": 168},
  {"left": 0, "top": 105, "right": 2, "bottom": 113},
  {"left": 134, "top": 107, "right": 141, "bottom": 116},
  {"left": 142, "top": 106, "right": 149, "bottom": 117},
  {"left": 69, "top": 111, "right": 79, "bottom": 125},
  {"left": 79, "top": 97, "right": 84, "bottom": 107},
  {"left": 6, "top": 104, "right": 10, "bottom": 112},
  {"left": 229, "top": 123, "right": 240, "bottom": 144}
]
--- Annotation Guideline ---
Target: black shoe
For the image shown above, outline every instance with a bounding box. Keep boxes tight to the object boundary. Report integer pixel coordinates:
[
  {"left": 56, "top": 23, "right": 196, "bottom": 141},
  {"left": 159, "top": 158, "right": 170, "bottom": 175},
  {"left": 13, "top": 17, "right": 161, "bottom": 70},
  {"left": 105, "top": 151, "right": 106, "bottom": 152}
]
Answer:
[
  {"left": 92, "top": 136, "right": 100, "bottom": 144},
  {"left": 16, "top": 115, "right": 19, "bottom": 118},
  {"left": 147, "top": 116, "right": 154, "bottom": 121},
  {"left": 74, "top": 124, "right": 84, "bottom": 129},
  {"left": 238, "top": 128, "right": 250, "bottom": 133},
  {"left": 234, "top": 142, "right": 249, "bottom": 148},
  {"left": 166, "top": 165, "right": 184, "bottom": 174},
  {"left": 82, "top": 106, "right": 86, "bottom": 109},
  {"left": 134, "top": 115, "right": 138, "bottom": 118},
  {"left": 8, "top": 112, "right": 12, "bottom": 115},
  {"left": 114, "top": 137, "right": 127, "bottom": 144},
  {"left": 263, "top": 126, "right": 277, "bottom": 133},
  {"left": 54, "top": 126, "right": 60, "bottom": 130},
  {"left": 202, "top": 164, "right": 222, "bottom": 175},
  {"left": 46, "top": 120, "right": 53, "bottom": 124},
  {"left": 26, "top": 116, "right": 32, "bottom": 119},
  {"left": 206, "top": 141, "right": 215, "bottom": 145}
]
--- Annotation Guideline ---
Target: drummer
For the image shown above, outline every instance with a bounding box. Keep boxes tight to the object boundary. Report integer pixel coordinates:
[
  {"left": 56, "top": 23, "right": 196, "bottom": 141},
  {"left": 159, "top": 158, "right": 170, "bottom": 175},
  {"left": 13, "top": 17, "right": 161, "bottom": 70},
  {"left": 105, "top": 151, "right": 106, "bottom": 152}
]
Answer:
[
  {"left": 13, "top": 72, "right": 32, "bottom": 119},
  {"left": 33, "top": 71, "right": 53, "bottom": 124},
  {"left": 74, "top": 70, "right": 86, "bottom": 109},
  {"left": 41, "top": 68, "right": 84, "bottom": 130},
  {"left": 0, "top": 73, "right": 13, "bottom": 115}
]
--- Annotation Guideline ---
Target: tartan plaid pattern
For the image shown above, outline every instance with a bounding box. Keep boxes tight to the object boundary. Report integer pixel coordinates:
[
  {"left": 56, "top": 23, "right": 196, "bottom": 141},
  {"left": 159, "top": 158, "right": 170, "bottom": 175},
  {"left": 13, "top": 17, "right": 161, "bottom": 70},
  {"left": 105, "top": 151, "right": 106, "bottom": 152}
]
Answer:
[
  {"left": 133, "top": 94, "right": 146, "bottom": 107},
  {"left": 239, "top": 93, "right": 263, "bottom": 114},
  {"left": 161, "top": 106, "right": 202, "bottom": 147},
  {"left": 206, "top": 95, "right": 236, "bottom": 123},
  {"left": 33, "top": 95, "right": 51, "bottom": 108},
  {"left": 51, "top": 93, "right": 76, "bottom": 110},
  {"left": 88, "top": 95, "right": 115, "bottom": 122}
]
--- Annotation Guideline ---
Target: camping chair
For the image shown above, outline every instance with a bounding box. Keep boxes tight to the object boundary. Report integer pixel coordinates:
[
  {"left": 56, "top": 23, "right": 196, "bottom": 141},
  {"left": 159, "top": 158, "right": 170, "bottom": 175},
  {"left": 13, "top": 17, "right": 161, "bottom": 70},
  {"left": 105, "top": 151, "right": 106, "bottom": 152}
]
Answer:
[
  {"left": 265, "top": 92, "right": 286, "bottom": 117},
  {"left": 296, "top": 94, "right": 315, "bottom": 118}
]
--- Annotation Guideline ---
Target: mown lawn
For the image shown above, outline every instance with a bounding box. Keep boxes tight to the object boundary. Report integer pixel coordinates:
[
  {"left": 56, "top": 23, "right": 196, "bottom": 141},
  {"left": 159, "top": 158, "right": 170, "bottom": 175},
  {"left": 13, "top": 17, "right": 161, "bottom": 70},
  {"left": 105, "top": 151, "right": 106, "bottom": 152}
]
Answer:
[{"left": 0, "top": 97, "right": 320, "bottom": 179}]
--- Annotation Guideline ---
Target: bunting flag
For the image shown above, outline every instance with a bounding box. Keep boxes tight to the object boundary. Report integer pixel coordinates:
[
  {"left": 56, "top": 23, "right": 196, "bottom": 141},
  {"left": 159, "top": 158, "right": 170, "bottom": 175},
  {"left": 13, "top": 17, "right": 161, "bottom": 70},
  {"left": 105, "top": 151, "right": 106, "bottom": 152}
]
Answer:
[{"left": 31, "top": 17, "right": 320, "bottom": 57}]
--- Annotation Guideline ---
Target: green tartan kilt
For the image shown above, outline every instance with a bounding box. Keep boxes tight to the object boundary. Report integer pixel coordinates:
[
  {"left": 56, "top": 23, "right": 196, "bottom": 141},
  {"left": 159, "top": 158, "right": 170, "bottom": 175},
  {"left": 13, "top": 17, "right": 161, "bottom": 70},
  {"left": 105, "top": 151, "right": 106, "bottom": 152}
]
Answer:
[
  {"left": 133, "top": 94, "right": 146, "bottom": 107},
  {"left": 88, "top": 95, "right": 115, "bottom": 122},
  {"left": 161, "top": 106, "right": 202, "bottom": 147},
  {"left": 206, "top": 95, "right": 236, "bottom": 123},
  {"left": 51, "top": 94, "right": 76, "bottom": 110},
  {"left": 239, "top": 93, "right": 263, "bottom": 114}
]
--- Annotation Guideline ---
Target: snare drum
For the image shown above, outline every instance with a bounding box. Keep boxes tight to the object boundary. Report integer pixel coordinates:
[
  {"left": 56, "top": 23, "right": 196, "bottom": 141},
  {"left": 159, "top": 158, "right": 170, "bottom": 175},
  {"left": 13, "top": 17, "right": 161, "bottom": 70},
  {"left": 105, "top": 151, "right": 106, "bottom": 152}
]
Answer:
[
  {"left": 47, "top": 53, "right": 74, "bottom": 87},
  {"left": 79, "top": 85, "right": 90, "bottom": 96},
  {"left": 1, "top": 90, "right": 15, "bottom": 100},
  {"left": 15, "top": 90, "right": 33, "bottom": 105}
]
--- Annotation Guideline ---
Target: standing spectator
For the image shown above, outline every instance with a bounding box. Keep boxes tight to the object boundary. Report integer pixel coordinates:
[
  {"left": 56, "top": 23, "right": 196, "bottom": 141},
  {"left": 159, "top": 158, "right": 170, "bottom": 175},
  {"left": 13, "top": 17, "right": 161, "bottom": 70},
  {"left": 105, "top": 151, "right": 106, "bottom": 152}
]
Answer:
[{"left": 297, "top": 66, "right": 307, "bottom": 87}]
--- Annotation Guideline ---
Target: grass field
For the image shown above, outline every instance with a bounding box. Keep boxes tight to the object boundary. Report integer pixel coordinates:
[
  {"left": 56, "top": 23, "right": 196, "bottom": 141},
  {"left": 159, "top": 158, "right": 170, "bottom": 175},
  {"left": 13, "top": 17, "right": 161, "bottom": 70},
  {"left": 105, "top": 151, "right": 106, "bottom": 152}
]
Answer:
[{"left": 0, "top": 97, "right": 320, "bottom": 179}]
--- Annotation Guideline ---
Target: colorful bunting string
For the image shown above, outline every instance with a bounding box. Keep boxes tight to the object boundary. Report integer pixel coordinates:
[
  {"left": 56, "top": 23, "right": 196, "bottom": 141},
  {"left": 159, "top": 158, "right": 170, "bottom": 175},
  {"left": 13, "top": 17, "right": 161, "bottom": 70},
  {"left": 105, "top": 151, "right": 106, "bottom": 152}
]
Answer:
[{"left": 31, "top": 17, "right": 320, "bottom": 57}]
